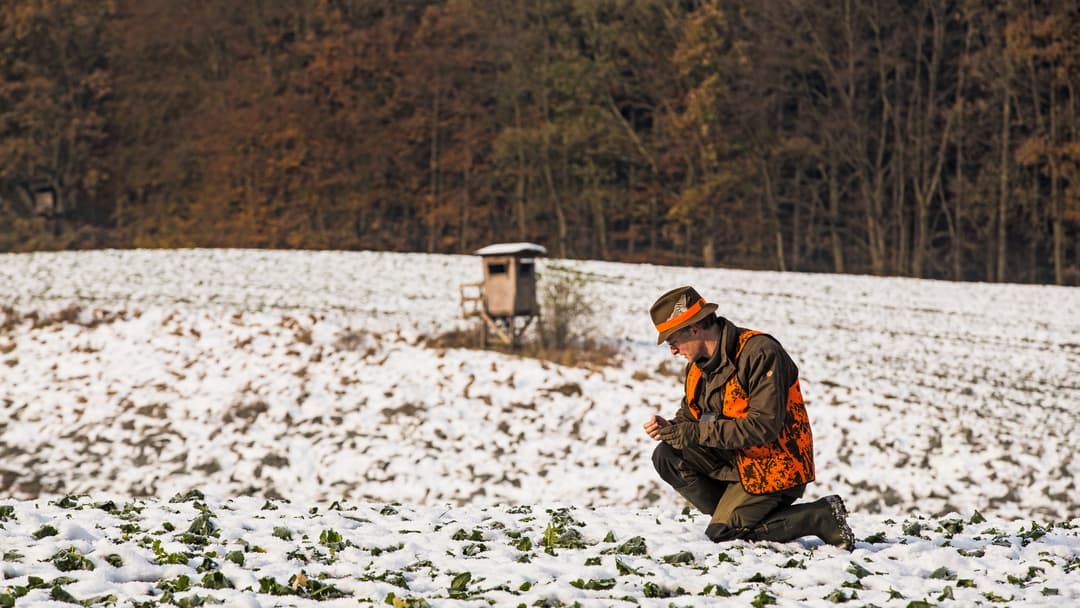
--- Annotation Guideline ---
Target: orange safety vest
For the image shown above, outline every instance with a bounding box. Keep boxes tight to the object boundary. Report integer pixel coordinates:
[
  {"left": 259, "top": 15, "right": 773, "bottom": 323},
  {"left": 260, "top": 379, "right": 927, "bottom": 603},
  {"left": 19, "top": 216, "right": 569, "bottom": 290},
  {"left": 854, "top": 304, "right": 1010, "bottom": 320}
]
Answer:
[{"left": 685, "top": 330, "right": 815, "bottom": 494}]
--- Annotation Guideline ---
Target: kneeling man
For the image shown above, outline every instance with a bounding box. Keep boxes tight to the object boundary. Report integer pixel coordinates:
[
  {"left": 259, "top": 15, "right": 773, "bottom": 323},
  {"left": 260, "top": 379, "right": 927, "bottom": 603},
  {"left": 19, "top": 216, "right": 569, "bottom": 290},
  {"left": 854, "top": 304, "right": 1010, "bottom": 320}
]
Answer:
[{"left": 644, "top": 286, "right": 854, "bottom": 550}]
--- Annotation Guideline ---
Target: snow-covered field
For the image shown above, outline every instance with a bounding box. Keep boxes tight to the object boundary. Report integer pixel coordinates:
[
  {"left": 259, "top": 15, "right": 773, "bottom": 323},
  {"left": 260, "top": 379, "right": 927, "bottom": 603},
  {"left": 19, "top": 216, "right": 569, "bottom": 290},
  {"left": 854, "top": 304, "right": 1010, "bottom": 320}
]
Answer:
[{"left": 1, "top": 248, "right": 1078, "bottom": 606}]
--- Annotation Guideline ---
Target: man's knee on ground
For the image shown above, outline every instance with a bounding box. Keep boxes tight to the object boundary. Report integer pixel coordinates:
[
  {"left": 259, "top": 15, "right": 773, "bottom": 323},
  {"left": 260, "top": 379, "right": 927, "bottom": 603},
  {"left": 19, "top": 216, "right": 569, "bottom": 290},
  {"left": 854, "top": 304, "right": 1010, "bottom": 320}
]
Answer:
[
  {"left": 705, "top": 503, "right": 768, "bottom": 542},
  {"left": 727, "top": 507, "right": 767, "bottom": 531},
  {"left": 704, "top": 522, "right": 750, "bottom": 542}
]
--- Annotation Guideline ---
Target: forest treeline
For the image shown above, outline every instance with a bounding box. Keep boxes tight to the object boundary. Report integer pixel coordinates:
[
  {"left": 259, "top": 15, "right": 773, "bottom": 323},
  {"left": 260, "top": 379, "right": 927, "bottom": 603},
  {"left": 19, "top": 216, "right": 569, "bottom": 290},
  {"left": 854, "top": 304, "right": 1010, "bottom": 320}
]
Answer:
[{"left": 1, "top": 0, "right": 1077, "bottom": 284}]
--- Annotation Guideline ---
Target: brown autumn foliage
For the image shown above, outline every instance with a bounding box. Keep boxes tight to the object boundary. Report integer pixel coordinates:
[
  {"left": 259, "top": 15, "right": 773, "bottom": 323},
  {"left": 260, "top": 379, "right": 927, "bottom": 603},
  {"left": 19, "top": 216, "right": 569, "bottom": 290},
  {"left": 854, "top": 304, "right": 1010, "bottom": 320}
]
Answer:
[{"left": 0, "top": 0, "right": 1078, "bottom": 285}]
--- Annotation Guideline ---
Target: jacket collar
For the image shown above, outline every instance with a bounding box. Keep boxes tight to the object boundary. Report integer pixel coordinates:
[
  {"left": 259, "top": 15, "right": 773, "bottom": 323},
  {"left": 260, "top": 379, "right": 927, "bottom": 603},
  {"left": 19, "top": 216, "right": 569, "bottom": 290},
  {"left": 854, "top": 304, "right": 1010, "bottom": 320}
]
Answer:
[{"left": 696, "top": 316, "right": 739, "bottom": 378}]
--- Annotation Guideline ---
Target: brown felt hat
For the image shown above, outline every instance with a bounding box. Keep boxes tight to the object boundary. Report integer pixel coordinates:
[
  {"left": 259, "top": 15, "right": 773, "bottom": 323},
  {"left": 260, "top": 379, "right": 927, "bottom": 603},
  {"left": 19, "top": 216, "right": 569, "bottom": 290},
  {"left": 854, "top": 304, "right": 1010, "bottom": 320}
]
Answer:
[{"left": 650, "top": 286, "right": 718, "bottom": 345}]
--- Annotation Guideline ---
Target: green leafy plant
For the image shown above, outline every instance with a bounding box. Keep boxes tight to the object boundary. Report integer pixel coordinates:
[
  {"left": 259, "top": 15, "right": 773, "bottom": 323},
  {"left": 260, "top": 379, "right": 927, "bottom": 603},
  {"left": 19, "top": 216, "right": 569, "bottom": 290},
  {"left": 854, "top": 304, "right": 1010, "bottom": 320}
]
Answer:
[
  {"left": 259, "top": 572, "right": 348, "bottom": 600},
  {"left": 200, "top": 571, "right": 233, "bottom": 590},
  {"left": 50, "top": 495, "right": 83, "bottom": 509},
  {"left": 360, "top": 569, "right": 409, "bottom": 589},
  {"left": 104, "top": 554, "right": 124, "bottom": 568},
  {"left": 643, "top": 581, "right": 686, "bottom": 598},
  {"left": 384, "top": 592, "right": 432, "bottom": 608},
  {"left": 186, "top": 511, "right": 218, "bottom": 537},
  {"left": 701, "top": 583, "right": 733, "bottom": 597},
  {"left": 150, "top": 539, "right": 191, "bottom": 565},
  {"left": 612, "top": 536, "right": 647, "bottom": 556},
  {"left": 823, "top": 588, "right": 857, "bottom": 603},
  {"left": 319, "top": 529, "right": 347, "bottom": 551},
  {"left": 863, "top": 531, "right": 887, "bottom": 543},
  {"left": 570, "top": 578, "right": 616, "bottom": 590},
  {"left": 157, "top": 574, "right": 192, "bottom": 593},
  {"left": 448, "top": 572, "right": 473, "bottom": 600},
  {"left": 462, "top": 543, "right": 487, "bottom": 556},
  {"left": 539, "top": 509, "right": 588, "bottom": 555},
  {"left": 847, "top": 562, "right": 872, "bottom": 579},
  {"left": 50, "top": 547, "right": 95, "bottom": 572},
  {"left": 224, "top": 550, "right": 244, "bottom": 566},
  {"left": 662, "top": 551, "right": 694, "bottom": 565},
  {"left": 32, "top": 524, "right": 58, "bottom": 540},
  {"left": 750, "top": 588, "right": 777, "bottom": 607},
  {"left": 452, "top": 528, "right": 483, "bottom": 542},
  {"left": 169, "top": 490, "right": 206, "bottom": 504},
  {"left": 929, "top": 566, "right": 955, "bottom": 580}
]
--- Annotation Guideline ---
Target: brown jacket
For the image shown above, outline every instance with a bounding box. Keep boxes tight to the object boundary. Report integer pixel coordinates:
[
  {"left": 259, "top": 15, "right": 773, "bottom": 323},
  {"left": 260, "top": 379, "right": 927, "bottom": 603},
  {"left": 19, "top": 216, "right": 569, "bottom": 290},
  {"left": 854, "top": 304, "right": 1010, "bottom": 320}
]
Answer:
[{"left": 675, "top": 316, "right": 815, "bottom": 494}]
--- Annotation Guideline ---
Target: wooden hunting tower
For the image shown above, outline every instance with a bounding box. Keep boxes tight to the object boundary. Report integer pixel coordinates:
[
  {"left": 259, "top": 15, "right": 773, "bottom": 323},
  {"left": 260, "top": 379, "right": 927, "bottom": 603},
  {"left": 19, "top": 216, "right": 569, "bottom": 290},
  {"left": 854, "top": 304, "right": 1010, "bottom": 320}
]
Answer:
[{"left": 460, "top": 242, "right": 547, "bottom": 346}]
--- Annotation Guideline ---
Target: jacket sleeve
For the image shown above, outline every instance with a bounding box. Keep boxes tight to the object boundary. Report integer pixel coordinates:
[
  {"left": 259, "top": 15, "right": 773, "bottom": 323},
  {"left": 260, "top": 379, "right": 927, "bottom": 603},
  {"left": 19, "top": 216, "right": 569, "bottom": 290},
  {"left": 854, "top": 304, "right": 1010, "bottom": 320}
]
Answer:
[
  {"left": 696, "top": 335, "right": 798, "bottom": 449},
  {"left": 672, "top": 398, "right": 694, "bottom": 424}
]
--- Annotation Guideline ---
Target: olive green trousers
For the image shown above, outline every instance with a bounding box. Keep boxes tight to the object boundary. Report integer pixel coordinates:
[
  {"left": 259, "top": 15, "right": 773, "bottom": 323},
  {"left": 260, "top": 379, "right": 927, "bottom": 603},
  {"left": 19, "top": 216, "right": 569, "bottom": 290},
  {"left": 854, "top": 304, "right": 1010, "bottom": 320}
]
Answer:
[{"left": 652, "top": 441, "right": 805, "bottom": 541}]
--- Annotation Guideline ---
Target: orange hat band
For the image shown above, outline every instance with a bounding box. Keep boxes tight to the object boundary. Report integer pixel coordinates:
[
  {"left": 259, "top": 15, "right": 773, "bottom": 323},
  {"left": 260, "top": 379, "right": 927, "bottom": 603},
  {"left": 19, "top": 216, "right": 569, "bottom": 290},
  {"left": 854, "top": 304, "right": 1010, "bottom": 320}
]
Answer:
[{"left": 655, "top": 298, "right": 706, "bottom": 333}]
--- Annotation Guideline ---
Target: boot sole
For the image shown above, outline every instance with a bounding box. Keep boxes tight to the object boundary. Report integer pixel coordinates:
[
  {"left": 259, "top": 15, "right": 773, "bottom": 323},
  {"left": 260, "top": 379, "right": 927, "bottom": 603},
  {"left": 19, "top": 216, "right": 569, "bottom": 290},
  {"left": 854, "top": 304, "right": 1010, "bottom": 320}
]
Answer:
[{"left": 823, "top": 495, "right": 855, "bottom": 551}]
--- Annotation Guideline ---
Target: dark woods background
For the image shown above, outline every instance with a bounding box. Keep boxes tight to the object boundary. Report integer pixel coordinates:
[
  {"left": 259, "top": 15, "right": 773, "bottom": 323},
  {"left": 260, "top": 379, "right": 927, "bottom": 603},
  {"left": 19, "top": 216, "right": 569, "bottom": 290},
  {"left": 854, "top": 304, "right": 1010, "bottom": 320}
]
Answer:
[{"left": 1, "top": 0, "right": 1077, "bottom": 284}]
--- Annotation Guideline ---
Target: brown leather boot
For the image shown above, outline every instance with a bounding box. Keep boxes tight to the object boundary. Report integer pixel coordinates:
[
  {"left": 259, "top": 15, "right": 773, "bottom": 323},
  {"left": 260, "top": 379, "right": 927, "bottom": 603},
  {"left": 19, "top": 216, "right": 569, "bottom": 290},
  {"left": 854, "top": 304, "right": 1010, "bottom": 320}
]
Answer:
[
  {"left": 821, "top": 495, "right": 856, "bottom": 550},
  {"left": 745, "top": 495, "right": 855, "bottom": 550}
]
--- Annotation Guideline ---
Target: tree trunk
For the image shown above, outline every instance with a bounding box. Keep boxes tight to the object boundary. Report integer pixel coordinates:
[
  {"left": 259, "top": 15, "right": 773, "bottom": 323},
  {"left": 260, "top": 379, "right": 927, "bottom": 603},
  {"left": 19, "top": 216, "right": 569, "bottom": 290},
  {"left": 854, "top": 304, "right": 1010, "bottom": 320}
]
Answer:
[
  {"left": 428, "top": 92, "right": 441, "bottom": 253},
  {"left": 703, "top": 238, "right": 715, "bottom": 268},
  {"left": 948, "top": 14, "right": 974, "bottom": 281},
  {"left": 1049, "top": 80, "right": 1064, "bottom": 285},
  {"left": 592, "top": 189, "right": 609, "bottom": 260},
  {"left": 894, "top": 97, "right": 909, "bottom": 276},
  {"left": 542, "top": 148, "right": 567, "bottom": 259},
  {"left": 866, "top": 5, "right": 891, "bottom": 275},
  {"left": 996, "top": 91, "right": 1010, "bottom": 283},
  {"left": 539, "top": 30, "right": 567, "bottom": 259},
  {"left": 825, "top": 157, "right": 845, "bottom": 274},
  {"left": 950, "top": 114, "right": 965, "bottom": 281},
  {"left": 514, "top": 96, "right": 528, "bottom": 242},
  {"left": 760, "top": 157, "right": 786, "bottom": 272},
  {"left": 461, "top": 114, "right": 473, "bottom": 253}
]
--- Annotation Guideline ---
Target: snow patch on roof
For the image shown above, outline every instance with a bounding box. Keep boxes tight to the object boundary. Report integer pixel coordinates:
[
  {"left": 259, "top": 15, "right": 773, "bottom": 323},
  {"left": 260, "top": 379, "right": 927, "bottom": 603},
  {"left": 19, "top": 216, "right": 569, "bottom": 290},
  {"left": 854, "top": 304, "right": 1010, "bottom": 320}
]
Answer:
[{"left": 472, "top": 242, "right": 547, "bottom": 256}]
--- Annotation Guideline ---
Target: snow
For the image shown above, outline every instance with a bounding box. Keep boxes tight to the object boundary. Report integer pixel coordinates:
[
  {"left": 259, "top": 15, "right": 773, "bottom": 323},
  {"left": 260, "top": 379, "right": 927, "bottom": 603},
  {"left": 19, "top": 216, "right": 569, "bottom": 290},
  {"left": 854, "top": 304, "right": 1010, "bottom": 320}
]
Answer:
[
  {"left": 1, "top": 248, "right": 1078, "bottom": 606},
  {"left": 473, "top": 242, "right": 548, "bottom": 257}
]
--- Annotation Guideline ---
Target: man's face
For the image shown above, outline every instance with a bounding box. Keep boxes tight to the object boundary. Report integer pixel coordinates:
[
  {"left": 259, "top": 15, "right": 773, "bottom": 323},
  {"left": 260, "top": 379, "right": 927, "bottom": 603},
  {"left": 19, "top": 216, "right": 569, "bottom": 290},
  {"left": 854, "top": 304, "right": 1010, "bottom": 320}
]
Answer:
[{"left": 666, "top": 326, "right": 703, "bottom": 362}]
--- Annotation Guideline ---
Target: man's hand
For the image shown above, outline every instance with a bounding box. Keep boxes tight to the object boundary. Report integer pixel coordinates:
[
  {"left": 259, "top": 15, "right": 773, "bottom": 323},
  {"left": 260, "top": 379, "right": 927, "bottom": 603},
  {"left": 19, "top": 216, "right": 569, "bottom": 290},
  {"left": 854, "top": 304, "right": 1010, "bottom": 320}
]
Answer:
[
  {"left": 643, "top": 415, "right": 671, "bottom": 440},
  {"left": 657, "top": 421, "right": 699, "bottom": 450}
]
